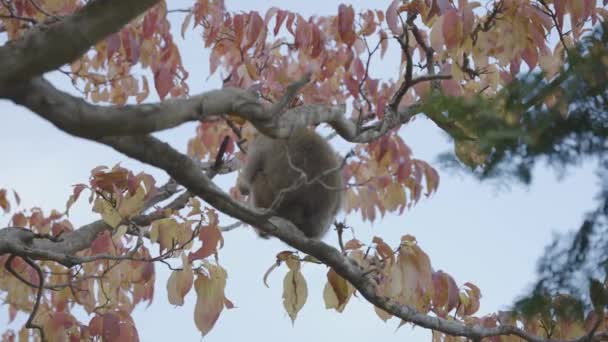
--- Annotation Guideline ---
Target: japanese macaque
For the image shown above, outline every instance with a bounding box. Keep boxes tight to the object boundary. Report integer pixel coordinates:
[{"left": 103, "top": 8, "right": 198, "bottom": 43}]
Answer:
[{"left": 237, "top": 128, "right": 344, "bottom": 239}]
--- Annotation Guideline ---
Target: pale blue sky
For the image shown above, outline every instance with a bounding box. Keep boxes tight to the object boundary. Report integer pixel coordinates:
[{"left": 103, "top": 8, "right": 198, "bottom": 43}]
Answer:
[{"left": 0, "top": 1, "right": 600, "bottom": 341}]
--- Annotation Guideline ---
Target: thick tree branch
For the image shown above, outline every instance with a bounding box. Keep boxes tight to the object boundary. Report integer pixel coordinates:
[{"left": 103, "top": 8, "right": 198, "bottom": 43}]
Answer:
[
  {"left": 1, "top": 76, "right": 429, "bottom": 143},
  {"left": 2, "top": 77, "right": 263, "bottom": 138},
  {"left": 0, "top": 0, "right": 161, "bottom": 85}
]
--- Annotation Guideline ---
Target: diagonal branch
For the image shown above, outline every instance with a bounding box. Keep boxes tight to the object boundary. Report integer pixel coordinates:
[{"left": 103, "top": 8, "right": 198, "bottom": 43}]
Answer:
[
  {"left": 0, "top": 0, "right": 161, "bottom": 85},
  {"left": 94, "top": 134, "right": 593, "bottom": 342}
]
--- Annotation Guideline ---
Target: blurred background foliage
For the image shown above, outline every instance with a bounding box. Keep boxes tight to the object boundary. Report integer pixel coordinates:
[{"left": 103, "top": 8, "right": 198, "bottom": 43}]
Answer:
[{"left": 431, "top": 21, "right": 608, "bottom": 313}]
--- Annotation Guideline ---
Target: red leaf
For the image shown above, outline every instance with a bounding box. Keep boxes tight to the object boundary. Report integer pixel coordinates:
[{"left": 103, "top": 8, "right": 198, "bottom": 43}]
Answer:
[
  {"left": 274, "top": 10, "right": 288, "bottom": 35},
  {"left": 294, "top": 16, "right": 310, "bottom": 49},
  {"left": 310, "top": 24, "right": 323, "bottom": 58},
  {"left": 0, "top": 189, "right": 10, "bottom": 213},
  {"left": 127, "top": 31, "right": 140, "bottom": 65},
  {"left": 522, "top": 45, "right": 539, "bottom": 70},
  {"left": 188, "top": 225, "right": 222, "bottom": 262},
  {"left": 233, "top": 14, "right": 245, "bottom": 47},
  {"left": 510, "top": 56, "right": 521, "bottom": 76},
  {"left": 352, "top": 58, "right": 365, "bottom": 80},
  {"left": 154, "top": 64, "right": 173, "bottom": 100},
  {"left": 102, "top": 313, "right": 121, "bottom": 341},
  {"left": 286, "top": 12, "right": 296, "bottom": 35},
  {"left": 442, "top": 10, "right": 461, "bottom": 49},
  {"left": 338, "top": 4, "right": 356, "bottom": 46},
  {"left": 143, "top": 10, "right": 157, "bottom": 39},
  {"left": 106, "top": 33, "right": 121, "bottom": 60},
  {"left": 554, "top": 0, "right": 566, "bottom": 29},
  {"left": 242, "top": 12, "right": 263, "bottom": 51},
  {"left": 91, "top": 231, "right": 113, "bottom": 254}
]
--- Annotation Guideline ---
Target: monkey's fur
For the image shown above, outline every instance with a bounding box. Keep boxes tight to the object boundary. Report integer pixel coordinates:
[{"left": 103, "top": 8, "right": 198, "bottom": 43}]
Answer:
[{"left": 237, "top": 128, "right": 344, "bottom": 239}]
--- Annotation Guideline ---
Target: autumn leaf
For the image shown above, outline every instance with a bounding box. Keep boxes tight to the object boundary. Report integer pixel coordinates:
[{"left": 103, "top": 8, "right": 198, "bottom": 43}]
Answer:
[
  {"left": 386, "top": 0, "right": 404, "bottom": 35},
  {"left": 323, "top": 268, "right": 354, "bottom": 312},
  {"left": 442, "top": 10, "right": 462, "bottom": 49},
  {"left": 118, "top": 185, "right": 146, "bottom": 218},
  {"left": 167, "top": 255, "right": 194, "bottom": 306},
  {"left": 150, "top": 218, "right": 187, "bottom": 252},
  {"left": 194, "top": 264, "right": 228, "bottom": 336},
  {"left": 0, "top": 188, "right": 10, "bottom": 213},
  {"left": 338, "top": 4, "right": 356, "bottom": 46},
  {"left": 92, "top": 197, "right": 121, "bottom": 228},
  {"left": 189, "top": 223, "right": 223, "bottom": 262},
  {"left": 283, "top": 268, "right": 308, "bottom": 323},
  {"left": 66, "top": 183, "right": 87, "bottom": 214}
]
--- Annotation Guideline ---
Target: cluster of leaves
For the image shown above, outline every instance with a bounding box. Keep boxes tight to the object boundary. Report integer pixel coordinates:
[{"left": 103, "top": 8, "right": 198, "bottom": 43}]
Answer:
[
  {"left": 264, "top": 235, "right": 480, "bottom": 327},
  {"left": 0, "top": 163, "right": 230, "bottom": 340}
]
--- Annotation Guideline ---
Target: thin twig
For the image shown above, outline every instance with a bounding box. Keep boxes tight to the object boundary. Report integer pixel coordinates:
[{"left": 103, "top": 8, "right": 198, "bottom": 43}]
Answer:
[{"left": 21, "top": 257, "right": 46, "bottom": 342}]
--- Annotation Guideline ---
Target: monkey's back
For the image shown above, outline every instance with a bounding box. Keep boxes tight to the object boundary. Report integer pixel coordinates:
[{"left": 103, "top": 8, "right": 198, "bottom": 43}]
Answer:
[{"left": 246, "top": 128, "right": 344, "bottom": 238}]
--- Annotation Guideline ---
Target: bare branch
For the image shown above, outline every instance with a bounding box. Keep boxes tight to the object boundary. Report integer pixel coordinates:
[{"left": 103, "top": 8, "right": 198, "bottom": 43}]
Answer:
[{"left": 20, "top": 256, "right": 45, "bottom": 341}]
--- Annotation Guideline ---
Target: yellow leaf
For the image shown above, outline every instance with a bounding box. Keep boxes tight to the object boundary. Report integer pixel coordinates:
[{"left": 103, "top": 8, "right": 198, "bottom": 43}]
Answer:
[
  {"left": 150, "top": 218, "right": 180, "bottom": 252},
  {"left": 325, "top": 268, "right": 354, "bottom": 312},
  {"left": 167, "top": 255, "right": 194, "bottom": 306},
  {"left": 384, "top": 183, "right": 405, "bottom": 211},
  {"left": 194, "top": 264, "right": 227, "bottom": 336},
  {"left": 113, "top": 225, "right": 128, "bottom": 243},
  {"left": 93, "top": 197, "right": 121, "bottom": 228},
  {"left": 285, "top": 255, "right": 301, "bottom": 271},
  {"left": 323, "top": 281, "right": 339, "bottom": 310},
  {"left": 118, "top": 185, "right": 146, "bottom": 218},
  {"left": 283, "top": 269, "right": 308, "bottom": 323}
]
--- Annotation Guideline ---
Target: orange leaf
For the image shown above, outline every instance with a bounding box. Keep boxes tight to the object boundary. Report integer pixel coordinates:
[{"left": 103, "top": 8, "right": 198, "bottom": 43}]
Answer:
[{"left": 189, "top": 224, "right": 223, "bottom": 262}]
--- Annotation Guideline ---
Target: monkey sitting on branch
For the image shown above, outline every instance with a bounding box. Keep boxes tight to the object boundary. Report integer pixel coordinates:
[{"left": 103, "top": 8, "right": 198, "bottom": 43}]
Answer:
[{"left": 237, "top": 127, "right": 344, "bottom": 239}]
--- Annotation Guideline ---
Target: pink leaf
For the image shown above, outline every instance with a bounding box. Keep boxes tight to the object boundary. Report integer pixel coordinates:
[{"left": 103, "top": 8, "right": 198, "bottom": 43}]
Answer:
[
  {"left": 106, "top": 33, "right": 121, "bottom": 60},
  {"left": 154, "top": 64, "right": 173, "bottom": 100},
  {"left": 442, "top": 10, "right": 461, "bottom": 49},
  {"left": 522, "top": 45, "right": 538, "bottom": 70},
  {"left": 274, "top": 10, "right": 288, "bottom": 35},
  {"left": 286, "top": 12, "right": 296, "bottom": 35},
  {"left": 233, "top": 14, "right": 245, "bottom": 46},
  {"left": 264, "top": 7, "right": 278, "bottom": 25},
  {"left": 310, "top": 25, "right": 323, "bottom": 58},
  {"left": 344, "top": 73, "right": 359, "bottom": 98},
  {"left": 142, "top": 10, "right": 157, "bottom": 39},
  {"left": 242, "top": 12, "right": 264, "bottom": 51},
  {"left": 338, "top": 4, "right": 356, "bottom": 46},
  {"left": 386, "top": 0, "right": 403, "bottom": 35},
  {"left": 379, "top": 31, "right": 389, "bottom": 58}
]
